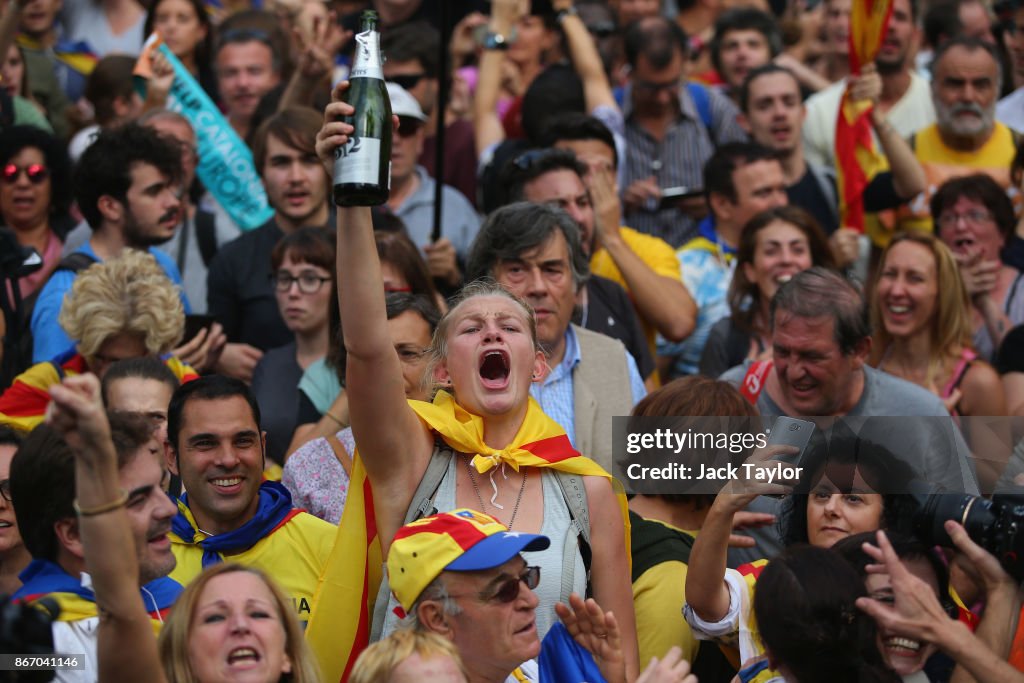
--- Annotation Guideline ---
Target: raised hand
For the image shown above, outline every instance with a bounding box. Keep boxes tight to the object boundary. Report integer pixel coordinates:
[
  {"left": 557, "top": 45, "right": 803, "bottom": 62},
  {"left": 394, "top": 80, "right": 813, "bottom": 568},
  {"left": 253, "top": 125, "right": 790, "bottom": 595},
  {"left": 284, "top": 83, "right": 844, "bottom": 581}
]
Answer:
[{"left": 555, "top": 593, "right": 626, "bottom": 683}]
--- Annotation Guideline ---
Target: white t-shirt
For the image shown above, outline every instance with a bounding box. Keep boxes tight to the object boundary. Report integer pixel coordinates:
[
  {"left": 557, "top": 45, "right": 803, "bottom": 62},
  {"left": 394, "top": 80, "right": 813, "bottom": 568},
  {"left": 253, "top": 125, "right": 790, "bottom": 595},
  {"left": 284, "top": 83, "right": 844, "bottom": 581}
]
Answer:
[
  {"left": 802, "top": 71, "right": 936, "bottom": 169},
  {"left": 997, "top": 87, "right": 1024, "bottom": 134}
]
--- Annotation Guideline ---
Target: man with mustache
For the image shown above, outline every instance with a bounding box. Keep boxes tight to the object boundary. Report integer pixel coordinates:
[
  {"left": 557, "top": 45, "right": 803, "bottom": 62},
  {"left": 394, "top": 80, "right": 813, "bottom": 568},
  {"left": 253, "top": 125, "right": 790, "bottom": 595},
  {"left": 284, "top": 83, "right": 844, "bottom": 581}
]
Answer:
[
  {"left": 886, "top": 36, "right": 1021, "bottom": 234},
  {"left": 10, "top": 411, "right": 181, "bottom": 683},
  {"left": 802, "top": 0, "right": 932, "bottom": 176},
  {"left": 30, "top": 123, "right": 189, "bottom": 363}
]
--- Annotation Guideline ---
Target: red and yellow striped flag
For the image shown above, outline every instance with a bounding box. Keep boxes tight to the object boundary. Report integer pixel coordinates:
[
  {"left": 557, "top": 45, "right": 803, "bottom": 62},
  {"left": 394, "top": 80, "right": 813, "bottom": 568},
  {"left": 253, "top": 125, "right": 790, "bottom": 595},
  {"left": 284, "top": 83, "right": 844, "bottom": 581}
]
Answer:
[{"left": 835, "top": 0, "right": 894, "bottom": 232}]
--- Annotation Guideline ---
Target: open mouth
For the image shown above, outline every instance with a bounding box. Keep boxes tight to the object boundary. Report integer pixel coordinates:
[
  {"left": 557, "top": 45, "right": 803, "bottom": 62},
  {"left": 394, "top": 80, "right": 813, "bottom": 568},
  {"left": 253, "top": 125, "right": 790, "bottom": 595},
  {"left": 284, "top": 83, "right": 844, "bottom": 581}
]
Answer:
[
  {"left": 884, "top": 636, "right": 923, "bottom": 655},
  {"left": 514, "top": 620, "right": 536, "bottom": 635},
  {"left": 953, "top": 237, "right": 976, "bottom": 251},
  {"left": 0, "top": 521, "right": 12, "bottom": 529},
  {"left": 228, "top": 647, "right": 261, "bottom": 666},
  {"left": 479, "top": 350, "right": 511, "bottom": 389}
]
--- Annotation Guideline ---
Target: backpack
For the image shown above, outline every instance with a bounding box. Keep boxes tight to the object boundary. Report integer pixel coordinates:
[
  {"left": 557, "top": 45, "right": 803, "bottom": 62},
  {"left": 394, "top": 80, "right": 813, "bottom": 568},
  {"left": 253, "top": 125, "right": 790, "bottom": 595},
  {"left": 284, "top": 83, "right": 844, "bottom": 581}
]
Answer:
[
  {"left": 630, "top": 511, "right": 738, "bottom": 682},
  {"left": 0, "top": 251, "right": 97, "bottom": 390},
  {"left": 368, "top": 440, "right": 594, "bottom": 642}
]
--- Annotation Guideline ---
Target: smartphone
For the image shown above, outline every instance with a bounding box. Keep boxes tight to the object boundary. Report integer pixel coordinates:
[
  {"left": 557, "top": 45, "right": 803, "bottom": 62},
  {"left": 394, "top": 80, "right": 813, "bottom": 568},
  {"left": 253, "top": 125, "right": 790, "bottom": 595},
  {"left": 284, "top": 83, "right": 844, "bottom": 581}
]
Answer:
[
  {"left": 659, "top": 186, "right": 703, "bottom": 209},
  {"left": 765, "top": 417, "right": 816, "bottom": 467},
  {"left": 184, "top": 314, "right": 215, "bottom": 340}
]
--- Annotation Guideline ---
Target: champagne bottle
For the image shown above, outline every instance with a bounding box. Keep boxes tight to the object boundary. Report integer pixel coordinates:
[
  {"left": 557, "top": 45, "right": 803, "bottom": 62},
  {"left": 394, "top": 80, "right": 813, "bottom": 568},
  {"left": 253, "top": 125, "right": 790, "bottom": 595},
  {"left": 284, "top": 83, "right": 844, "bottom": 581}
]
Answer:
[{"left": 333, "top": 10, "right": 392, "bottom": 206}]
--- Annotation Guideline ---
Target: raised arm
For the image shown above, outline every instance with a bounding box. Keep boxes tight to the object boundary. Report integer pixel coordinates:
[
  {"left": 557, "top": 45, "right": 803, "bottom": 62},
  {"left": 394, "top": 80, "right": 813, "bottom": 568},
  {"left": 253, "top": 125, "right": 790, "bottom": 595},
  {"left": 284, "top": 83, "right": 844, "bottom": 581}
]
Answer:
[
  {"left": 588, "top": 166, "right": 696, "bottom": 342},
  {"left": 46, "top": 374, "right": 167, "bottom": 683},
  {"left": 473, "top": 0, "right": 525, "bottom": 157},
  {"left": 315, "top": 87, "right": 433, "bottom": 544},
  {"left": 849, "top": 64, "right": 925, "bottom": 200},
  {"left": 685, "top": 447, "right": 793, "bottom": 623},
  {"left": 552, "top": 0, "right": 616, "bottom": 113}
]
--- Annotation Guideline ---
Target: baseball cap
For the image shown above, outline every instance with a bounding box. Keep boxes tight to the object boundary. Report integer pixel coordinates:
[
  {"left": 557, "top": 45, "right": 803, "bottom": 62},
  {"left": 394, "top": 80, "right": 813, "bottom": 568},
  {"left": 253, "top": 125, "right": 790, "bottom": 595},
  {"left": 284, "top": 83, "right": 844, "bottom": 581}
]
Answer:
[
  {"left": 386, "top": 82, "right": 427, "bottom": 122},
  {"left": 388, "top": 509, "right": 551, "bottom": 612}
]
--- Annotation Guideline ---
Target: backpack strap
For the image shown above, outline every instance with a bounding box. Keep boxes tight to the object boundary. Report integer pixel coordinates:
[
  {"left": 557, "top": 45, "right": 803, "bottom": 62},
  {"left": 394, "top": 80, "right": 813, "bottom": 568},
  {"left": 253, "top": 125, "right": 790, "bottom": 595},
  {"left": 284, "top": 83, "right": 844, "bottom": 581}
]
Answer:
[
  {"left": 553, "top": 470, "right": 593, "bottom": 600},
  {"left": 369, "top": 442, "right": 456, "bottom": 642},
  {"left": 194, "top": 209, "right": 219, "bottom": 269},
  {"left": 685, "top": 82, "right": 714, "bottom": 139},
  {"left": 55, "top": 252, "right": 98, "bottom": 274},
  {"left": 740, "top": 360, "right": 773, "bottom": 406}
]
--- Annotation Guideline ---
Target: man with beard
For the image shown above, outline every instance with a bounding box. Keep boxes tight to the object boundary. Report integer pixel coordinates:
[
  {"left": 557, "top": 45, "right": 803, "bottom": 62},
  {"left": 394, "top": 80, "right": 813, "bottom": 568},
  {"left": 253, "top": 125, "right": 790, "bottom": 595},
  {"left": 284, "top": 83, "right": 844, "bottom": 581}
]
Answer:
[
  {"left": 11, "top": 410, "right": 181, "bottom": 683},
  {"left": 206, "top": 107, "right": 332, "bottom": 382},
  {"left": 887, "top": 36, "right": 1020, "bottom": 234},
  {"left": 802, "top": 0, "right": 933, "bottom": 170},
  {"left": 738, "top": 64, "right": 925, "bottom": 268},
  {"left": 31, "top": 123, "right": 187, "bottom": 362}
]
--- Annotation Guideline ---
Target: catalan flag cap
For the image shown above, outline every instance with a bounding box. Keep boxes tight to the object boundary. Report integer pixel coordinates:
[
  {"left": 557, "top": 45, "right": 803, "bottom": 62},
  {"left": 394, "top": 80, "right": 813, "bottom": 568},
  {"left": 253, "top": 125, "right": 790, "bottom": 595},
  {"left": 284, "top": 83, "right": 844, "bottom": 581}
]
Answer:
[{"left": 387, "top": 508, "right": 550, "bottom": 611}]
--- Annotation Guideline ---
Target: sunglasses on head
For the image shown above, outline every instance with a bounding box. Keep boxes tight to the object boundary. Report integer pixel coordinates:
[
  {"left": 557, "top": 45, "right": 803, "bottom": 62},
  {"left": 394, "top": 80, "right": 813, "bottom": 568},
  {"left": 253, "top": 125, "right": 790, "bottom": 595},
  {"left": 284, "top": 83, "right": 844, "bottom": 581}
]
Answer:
[
  {"left": 485, "top": 565, "right": 541, "bottom": 603},
  {"left": 2, "top": 163, "right": 49, "bottom": 184},
  {"left": 396, "top": 116, "right": 424, "bottom": 138},
  {"left": 389, "top": 73, "right": 427, "bottom": 91}
]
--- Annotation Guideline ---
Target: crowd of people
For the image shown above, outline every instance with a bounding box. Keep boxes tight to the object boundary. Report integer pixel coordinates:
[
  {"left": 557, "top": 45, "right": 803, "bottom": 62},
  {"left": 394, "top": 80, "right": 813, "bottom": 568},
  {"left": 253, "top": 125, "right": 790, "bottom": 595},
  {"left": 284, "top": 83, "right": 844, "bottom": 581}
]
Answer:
[{"left": 2, "top": 0, "right": 1024, "bottom": 681}]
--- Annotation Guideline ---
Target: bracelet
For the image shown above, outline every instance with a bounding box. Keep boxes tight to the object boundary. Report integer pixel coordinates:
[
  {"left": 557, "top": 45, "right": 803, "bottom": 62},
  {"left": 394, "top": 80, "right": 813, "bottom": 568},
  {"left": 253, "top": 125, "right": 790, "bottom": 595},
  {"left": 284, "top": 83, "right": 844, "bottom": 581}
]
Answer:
[
  {"left": 73, "top": 491, "right": 129, "bottom": 517},
  {"left": 325, "top": 411, "right": 347, "bottom": 427}
]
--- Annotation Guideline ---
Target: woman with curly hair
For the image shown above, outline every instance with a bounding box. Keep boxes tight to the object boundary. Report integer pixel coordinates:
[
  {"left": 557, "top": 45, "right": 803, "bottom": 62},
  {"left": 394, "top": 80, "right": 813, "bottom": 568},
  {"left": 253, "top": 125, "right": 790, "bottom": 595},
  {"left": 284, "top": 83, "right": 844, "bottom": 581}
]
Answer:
[
  {"left": 0, "top": 249, "right": 197, "bottom": 432},
  {"left": 0, "top": 125, "right": 74, "bottom": 297}
]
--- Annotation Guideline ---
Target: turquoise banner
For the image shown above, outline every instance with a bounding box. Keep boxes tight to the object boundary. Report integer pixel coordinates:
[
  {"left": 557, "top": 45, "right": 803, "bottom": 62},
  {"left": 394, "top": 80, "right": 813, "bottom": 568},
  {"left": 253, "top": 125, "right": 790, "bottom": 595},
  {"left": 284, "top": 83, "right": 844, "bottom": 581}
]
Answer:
[{"left": 157, "top": 44, "right": 274, "bottom": 231}]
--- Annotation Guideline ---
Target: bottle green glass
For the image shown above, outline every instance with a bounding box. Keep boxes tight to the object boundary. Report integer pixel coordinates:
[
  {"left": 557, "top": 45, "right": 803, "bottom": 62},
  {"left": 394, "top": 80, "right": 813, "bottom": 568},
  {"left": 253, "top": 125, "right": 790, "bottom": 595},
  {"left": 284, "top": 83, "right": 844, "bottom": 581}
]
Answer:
[{"left": 332, "top": 10, "right": 392, "bottom": 206}]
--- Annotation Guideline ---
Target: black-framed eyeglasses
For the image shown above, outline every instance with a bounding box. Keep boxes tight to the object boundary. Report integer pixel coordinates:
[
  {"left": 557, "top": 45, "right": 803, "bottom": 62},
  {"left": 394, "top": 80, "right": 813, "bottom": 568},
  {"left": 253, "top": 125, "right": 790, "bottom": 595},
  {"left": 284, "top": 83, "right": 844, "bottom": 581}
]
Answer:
[
  {"left": 2, "top": 163, "right": 49, "bottom": 185},
  {"left": 396, "top": 116, "right": 425, "bottom": 138},
  {"left": 0, "top": 479, "right": 10, "bottom": 502},
  {"left": 389, "top": 73, "right": 427, "bottom": 91},
  {"left": 451, "top": 566, "right": 541, "bottom": 604},
  {"left": 271, "top": 272, "right": 332, "bottom": 294}
]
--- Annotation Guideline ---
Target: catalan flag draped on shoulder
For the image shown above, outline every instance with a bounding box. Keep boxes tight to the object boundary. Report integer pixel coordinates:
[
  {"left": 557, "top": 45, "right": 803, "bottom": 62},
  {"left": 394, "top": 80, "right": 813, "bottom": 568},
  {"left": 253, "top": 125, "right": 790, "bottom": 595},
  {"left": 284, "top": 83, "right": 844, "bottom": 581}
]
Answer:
[
  {"left": 306, "top": 390, "right": 628, "bottom": 683},
  {"left": 0, "top": 349, "right": 197, "bottom": 432},
  {"left": 835, "top": 0, "right": 894, "bottom": 232}
]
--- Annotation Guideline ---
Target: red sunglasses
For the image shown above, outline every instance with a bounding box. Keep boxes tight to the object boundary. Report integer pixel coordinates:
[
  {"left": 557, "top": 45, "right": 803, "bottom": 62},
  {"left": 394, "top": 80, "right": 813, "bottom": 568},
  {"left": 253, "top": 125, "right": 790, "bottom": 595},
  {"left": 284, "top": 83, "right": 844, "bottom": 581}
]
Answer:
[{"left": 2, "top": 163, "right": 49, "bottom": 184}]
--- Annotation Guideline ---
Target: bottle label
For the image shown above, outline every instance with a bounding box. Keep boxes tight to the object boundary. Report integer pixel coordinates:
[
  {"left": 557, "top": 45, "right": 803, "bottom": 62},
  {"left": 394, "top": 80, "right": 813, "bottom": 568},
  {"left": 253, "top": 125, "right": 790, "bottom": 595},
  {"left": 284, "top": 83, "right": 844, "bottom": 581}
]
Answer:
[
  {"left": 334, "top": 136, "right": 382, "bottom": 184},
  {"left": 351, "top": 29, "right": 383, "bottom": 80}
]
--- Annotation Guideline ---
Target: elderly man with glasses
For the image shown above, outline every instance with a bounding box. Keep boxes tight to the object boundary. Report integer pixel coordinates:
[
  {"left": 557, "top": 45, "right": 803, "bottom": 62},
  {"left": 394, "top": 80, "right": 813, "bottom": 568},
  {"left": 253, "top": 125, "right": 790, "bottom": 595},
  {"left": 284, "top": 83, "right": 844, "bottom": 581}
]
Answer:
[{"left": 378, "top": 508, "right": 693, "bottom": 683}]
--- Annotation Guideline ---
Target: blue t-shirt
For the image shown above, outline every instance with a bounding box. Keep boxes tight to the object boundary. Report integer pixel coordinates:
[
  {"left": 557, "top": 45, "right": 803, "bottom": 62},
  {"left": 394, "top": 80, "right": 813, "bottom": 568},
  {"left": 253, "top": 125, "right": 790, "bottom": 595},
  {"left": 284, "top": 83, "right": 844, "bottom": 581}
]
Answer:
[{"left": 30, "top": 243, "right": 190, "bottom": 362}]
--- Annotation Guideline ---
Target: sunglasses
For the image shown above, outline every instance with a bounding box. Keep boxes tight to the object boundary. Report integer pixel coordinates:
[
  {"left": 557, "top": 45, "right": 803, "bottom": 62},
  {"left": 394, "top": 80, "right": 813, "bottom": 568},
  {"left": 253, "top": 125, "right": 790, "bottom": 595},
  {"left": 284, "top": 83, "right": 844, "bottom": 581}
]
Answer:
[
  {"left": 389, "top": 73, "right": 427, "bottom": 91},
  {"left": 451, "top": 565, "right": 541, "bottom": 604},
  {"left": 2, "top": 163, "right": 49, "bottom": 184},
  {"left": 396, "top": 116, "right": 424, "bottom": 138}
]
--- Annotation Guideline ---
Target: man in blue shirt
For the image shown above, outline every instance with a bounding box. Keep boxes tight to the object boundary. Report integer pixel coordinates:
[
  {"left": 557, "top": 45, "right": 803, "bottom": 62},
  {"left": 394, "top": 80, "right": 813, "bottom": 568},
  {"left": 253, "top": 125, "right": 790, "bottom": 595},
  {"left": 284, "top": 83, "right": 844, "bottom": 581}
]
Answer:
[{"left": 31, "top": 123, "right": 190, "bottom": 362}]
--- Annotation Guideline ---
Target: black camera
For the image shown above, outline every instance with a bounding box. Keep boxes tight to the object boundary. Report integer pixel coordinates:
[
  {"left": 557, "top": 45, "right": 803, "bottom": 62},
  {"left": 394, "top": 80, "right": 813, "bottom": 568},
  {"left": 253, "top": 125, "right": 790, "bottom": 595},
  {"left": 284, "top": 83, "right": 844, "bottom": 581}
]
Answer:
[
  {"left": 0, "top": 594, "right": 56, "bottom": 682},
  {"left": 893, "top": 484, "right": 1024, "bottom": 582}
]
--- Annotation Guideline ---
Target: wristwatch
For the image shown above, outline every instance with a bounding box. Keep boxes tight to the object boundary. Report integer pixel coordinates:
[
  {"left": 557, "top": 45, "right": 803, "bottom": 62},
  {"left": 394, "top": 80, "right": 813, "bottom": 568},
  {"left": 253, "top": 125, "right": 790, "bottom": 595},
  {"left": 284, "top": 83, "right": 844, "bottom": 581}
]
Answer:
[
  {"left": 556, "top": 6, "right": 579, "bottom": 25},
  {"left": 480, "top": 28, "right": 515, "bottom": 50}
]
